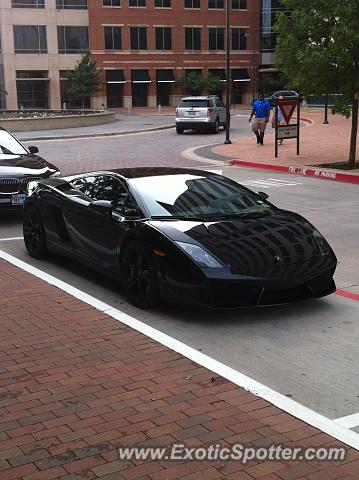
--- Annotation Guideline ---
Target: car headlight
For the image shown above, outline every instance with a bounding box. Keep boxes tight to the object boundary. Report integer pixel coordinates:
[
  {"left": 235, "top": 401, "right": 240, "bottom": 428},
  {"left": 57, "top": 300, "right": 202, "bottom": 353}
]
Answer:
[
  {"left": 176, "top": 242, "right": 223, "bottom": 268},
  {"left": 312, "top": 229, "right": 331, "bottom": 256}
]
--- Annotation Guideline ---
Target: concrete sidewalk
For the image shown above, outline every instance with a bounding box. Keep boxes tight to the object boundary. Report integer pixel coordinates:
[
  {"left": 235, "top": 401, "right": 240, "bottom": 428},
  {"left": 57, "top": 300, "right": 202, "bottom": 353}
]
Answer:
[
  {"left": 0, "top": 257, "right": 359, "bottom": 480},
  {"left": 17, "top": 114, "right": 174, "bottom": 142},
  {"left": 211, "top": 111, "right": 359, "bottom": 172}
]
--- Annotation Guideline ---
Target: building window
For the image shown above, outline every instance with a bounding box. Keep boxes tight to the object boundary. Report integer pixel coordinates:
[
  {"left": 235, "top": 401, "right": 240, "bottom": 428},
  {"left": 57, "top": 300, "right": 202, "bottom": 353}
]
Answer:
[
  {"left": 184, "top": 0, "right": 200, "bottom": 7},
  {"left": 208, "top": 0, "right": 223, "bottom": 8},
  {"left": 104, "top": 27, "right": 122, "bottom": 50},
  {"left": 130, "top": 27, "right": 147, "bottom": 50},
  {"left": 56, "top": 0, "right": 88, "bottom": 8},
  {"left": 232, "top": 0, "right": 247, "bottom": 8},
  {"left": 155, "top": 27, "right": 172, "bottom": 50},
  {"left": 232, "top": 28, "right": 248, "bottom": 50},
  {"left": 208, "top": 28, "right": 224, "bottom": 50},
  {"left": 103, "top": 0, "right": 120, "bottom": 5},
  {"left": 16, "top": 70, "right": 49, "bottom": 109},
  {"left": 185, "top": 28, "right": 201, "bottom": 50},
  {"left": 13, "top": 26, "right": 47, "bottom": 54},
  {"left": 12, "top": 0, "right": 44, "bottom": 7},
  {"left": 154, "top": 0, "right": 170, "bottom": 6},
  {"left": 129, "top": 0, "right": 145, "bottom": 6},
  {"left": 58, "top": 26, "right": 89, "bottom": 53}
]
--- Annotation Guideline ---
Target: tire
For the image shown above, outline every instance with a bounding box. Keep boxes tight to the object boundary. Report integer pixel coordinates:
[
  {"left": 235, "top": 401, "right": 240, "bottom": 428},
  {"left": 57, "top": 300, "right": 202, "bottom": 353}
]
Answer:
[
  {"left": 120, "top": 240, "right": 159, "bottom": 309},
  {"left": 23, "top": 205, "right": 47, "bottom": 259},
  {"left": 176, "top": 126, "right": 184, "bottom": 134},
  {"left": 212, "top": 118, "right": 220, "bottom": 134}
]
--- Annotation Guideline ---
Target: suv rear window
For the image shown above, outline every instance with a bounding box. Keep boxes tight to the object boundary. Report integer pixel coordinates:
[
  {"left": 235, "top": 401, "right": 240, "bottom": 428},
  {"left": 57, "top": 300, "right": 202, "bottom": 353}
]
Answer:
[{"left": 178, "top": 99, "right": 211, "bottom": 108}]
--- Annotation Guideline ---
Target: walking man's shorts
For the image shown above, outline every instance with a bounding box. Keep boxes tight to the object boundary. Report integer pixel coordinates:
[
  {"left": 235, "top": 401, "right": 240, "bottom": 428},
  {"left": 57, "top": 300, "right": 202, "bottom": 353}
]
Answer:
[{"left": 251, "top": 118, "right": 267, "bottom": 132}]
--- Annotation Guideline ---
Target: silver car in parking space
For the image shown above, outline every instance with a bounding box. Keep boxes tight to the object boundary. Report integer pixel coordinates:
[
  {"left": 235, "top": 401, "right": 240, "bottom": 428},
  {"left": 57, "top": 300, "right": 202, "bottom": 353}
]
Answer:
[{"left": 175, "top": 96, "right": 227, "bottom": 134}]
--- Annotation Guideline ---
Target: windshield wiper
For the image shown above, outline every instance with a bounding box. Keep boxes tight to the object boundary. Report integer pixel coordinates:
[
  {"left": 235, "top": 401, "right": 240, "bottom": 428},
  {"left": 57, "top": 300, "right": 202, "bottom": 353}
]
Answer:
[
  {"left": 205, "top": 211, "right": 273, "bottom": 220},
  {"left": 151, "top": 215, "right": 208, "bottom": 222}
]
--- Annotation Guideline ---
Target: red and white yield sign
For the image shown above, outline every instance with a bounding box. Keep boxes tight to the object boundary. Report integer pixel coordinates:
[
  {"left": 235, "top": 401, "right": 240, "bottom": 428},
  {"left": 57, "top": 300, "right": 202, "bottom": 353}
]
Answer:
[{"left": 278, "top": 100, "right": 297, "bottom": 124}]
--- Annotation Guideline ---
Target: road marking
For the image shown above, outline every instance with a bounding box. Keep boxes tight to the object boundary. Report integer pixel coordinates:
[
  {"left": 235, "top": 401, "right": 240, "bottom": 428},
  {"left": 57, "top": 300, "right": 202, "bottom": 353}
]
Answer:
[
  {"left": 334, "top": 413, "right": 359, "bottom": 429},
  {"left": 0, "top": 236, "right": 23, "bottom": 242},
  {"left": 181, "top": 145, "right": 228, "bottom": 166},
  {"left": 242, "top": 178, "right": 302, "bottom": 189},
  {"left": 0, "top": 248, "right": 358, "bottom": 450},
  {"left": 336, "top": 289, "right": 359, "bottom": 302}
]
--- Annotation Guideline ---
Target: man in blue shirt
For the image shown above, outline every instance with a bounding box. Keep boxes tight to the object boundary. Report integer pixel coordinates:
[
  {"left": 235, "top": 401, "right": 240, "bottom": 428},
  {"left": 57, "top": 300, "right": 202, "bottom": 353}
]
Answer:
[{"left": 249, "top": 94, "right": 272, "bottom": 145}]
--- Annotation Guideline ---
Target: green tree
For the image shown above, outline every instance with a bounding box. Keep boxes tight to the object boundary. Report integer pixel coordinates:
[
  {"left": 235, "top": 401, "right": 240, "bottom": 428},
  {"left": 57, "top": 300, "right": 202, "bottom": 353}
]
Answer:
[
  {"left": 175, "top": 75, "right": 224, "bottom": 96},
  {"left": 274, "top": 0, "right": 359, "bottom": 166},
  {"left": 66, "top": 53, "right": 103, "bottom": 109}
]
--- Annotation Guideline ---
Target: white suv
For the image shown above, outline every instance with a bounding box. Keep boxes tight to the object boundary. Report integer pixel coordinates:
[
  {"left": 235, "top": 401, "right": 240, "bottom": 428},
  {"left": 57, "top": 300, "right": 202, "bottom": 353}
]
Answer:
[{"left": 175, "top": 96, "right": 227, "bottom": 134}]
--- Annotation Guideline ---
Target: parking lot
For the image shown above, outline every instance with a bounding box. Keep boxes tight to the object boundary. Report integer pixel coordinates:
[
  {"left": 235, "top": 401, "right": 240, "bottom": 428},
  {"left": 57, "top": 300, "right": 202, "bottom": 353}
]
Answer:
[{"left": 1, "top": 156, "right": 359, "bottom": 446}]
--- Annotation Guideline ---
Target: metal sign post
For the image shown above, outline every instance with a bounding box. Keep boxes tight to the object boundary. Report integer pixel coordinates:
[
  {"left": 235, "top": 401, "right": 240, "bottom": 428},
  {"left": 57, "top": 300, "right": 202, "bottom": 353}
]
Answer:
[
  {"left": 275, "top": 98, "right": 301, "bottom": 158},
  {"left": 275, "top": 102, "right": 279, "bottom": 158}
]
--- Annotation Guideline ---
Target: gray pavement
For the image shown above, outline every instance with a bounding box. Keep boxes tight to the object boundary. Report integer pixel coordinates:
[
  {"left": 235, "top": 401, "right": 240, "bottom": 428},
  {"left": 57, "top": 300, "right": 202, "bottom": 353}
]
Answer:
[{"left": 17, "top": 113, "right": 174, "bottom": 141}]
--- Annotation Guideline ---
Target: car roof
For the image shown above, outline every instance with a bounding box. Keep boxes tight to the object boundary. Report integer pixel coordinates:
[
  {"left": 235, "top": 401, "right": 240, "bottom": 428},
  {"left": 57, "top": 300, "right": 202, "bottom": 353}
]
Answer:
[
  {"left": 180, "top": 96, "right": 215, "bottom": 100},
  {"left": 109, "top": 167, "right": 219, "bottom": 179},
  {"left": 66, "top": 167, "right": 219, "bottom": 181}
]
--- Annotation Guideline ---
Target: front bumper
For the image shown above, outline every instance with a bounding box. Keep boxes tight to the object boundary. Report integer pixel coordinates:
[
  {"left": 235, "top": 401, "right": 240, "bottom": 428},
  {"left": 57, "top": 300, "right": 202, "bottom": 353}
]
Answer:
[
  {"left": 0, "top": 197, "right": 24, "bottom": 211},
  {"left": 160, "top": 267, "right": 336, "bottom": 309}
]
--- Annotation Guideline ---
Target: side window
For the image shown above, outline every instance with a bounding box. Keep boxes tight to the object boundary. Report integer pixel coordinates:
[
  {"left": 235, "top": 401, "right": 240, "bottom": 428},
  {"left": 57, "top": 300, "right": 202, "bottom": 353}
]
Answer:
[{"left": 71, "top": 175, "right": 131, "bottom": 214}]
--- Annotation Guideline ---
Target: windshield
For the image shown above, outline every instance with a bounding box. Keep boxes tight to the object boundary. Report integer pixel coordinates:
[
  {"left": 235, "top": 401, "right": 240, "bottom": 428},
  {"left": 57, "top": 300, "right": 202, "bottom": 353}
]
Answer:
[
  {"left": 130, "top": 174, "right": 275, "bottom": 219},
  {"left": 178, "top": 99, "right": 211, "bottom": 108},
  {"left": 0, "top": 130, "right": 28, "bottom": 155}
]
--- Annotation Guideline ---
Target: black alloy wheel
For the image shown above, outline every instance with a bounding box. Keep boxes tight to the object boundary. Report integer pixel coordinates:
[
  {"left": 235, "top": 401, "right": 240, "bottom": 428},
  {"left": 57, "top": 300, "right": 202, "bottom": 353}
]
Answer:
[
  {"left": 23, "top": 205, "right": 47, "bottom": 259},
  {"left": 120, "top": 241, "right": 159, "bottom": 308}
]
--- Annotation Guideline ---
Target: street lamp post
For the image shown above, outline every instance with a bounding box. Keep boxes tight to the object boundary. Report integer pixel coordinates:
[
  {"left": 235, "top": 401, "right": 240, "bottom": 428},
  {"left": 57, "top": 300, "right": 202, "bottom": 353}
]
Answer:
[
  {"left": 323, "top": 93, "right": 329, "bottom": 124},
  {"left": 224, "top": 0, "right": 232, "bottom": 144}
]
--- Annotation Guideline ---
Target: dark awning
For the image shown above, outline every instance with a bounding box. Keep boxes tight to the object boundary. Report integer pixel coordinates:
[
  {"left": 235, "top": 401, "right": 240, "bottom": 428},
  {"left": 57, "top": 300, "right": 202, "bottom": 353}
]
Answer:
[
  {"left": 208, "top": 69, "right": 226, "bottom": 80},
  {"left": 131, "top": 70, "right": 151, "bottom": 83},
  {"left": 105, "top": 70, "right": 125, "bottom": 83},
  {"left": 156, "top": 69, "right": 174, "bottom": 83},
  {"left": 185, "top": 69, "right": 202, "bottom": 77},
  {"left": 232, "top": 68, "right": 250, "bottom": 82}
]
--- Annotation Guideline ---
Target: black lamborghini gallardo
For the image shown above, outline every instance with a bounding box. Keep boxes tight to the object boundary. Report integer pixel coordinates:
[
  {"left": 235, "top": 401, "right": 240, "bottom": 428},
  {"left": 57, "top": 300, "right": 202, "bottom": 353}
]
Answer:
[{"left": 23, "top": 167, "right": 337, "bottom": 309}]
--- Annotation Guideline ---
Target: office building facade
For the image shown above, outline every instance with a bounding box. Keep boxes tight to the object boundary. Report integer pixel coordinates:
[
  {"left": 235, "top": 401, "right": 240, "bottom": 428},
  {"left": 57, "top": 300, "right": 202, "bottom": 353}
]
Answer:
[
  {"left": 89, "top": 0, "right": 261, "bottom": 108},
  {"left": 0, "top": 0, "right": 89, "bottom": 110},
  {"left": 0, "top": 0, "right": 261, "bottom": 109}
]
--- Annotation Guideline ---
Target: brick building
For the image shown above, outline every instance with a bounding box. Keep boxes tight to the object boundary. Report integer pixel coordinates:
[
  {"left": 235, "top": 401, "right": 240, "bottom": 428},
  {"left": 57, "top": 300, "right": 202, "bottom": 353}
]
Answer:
[
  {"left": 0, "top": 0, "right": 262, "bottom": 110},
  {"left": 89, "top": 0, "right": 261, "bottom": 108}
]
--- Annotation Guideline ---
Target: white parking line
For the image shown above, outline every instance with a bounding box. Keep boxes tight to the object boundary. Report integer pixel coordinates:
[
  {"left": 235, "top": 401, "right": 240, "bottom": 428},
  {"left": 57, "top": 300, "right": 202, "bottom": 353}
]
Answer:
[
  {"left": 242, "top": 178, "right": 302, "bottom": 189},
  {"left": 0, "top": 248, "right": 358, "bottom": 449},
  {"left": 334, "top": 413, "right": 359, "bottom": 429},
  {"left": 0, "top": 236, "right": 23, "bottom": 242}
]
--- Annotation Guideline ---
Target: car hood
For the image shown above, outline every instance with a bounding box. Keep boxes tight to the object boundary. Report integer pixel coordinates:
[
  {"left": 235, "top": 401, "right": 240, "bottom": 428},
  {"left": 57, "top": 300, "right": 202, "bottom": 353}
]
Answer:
[
  {"left": 149, "top": 212, "right": 335, "bottom": 278},
  {"left": 0, "top": 154, "right": 59, "bottom": 177}
]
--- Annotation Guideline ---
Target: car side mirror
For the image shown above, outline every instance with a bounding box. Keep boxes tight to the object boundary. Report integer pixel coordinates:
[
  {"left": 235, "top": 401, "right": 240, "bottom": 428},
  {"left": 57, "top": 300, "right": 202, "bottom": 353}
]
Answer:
[
  {"left": 28, "top": 146, "right": 39, "bottom": 154},
  {"left": 258, "top": 191, "right": 269, "bottom": 200},
  {"left": 123, "top": 206, "right": 139, "bottom": 218},
  {"left": 88, "top": 200, "right": 113, "bottom": 217}
]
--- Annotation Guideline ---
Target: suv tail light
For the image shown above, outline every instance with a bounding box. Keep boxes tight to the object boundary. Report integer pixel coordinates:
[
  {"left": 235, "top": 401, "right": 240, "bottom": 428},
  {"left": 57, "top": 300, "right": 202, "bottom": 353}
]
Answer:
[{"left": 207, "top": 108, "right": 213, "bottom": 117}]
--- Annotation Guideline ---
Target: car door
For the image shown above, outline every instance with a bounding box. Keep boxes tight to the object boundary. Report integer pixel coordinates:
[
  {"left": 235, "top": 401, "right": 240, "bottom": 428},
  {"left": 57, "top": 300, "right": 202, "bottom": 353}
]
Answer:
[{"left": 62, "top": 174, "right": 129, "bottom": 271}]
